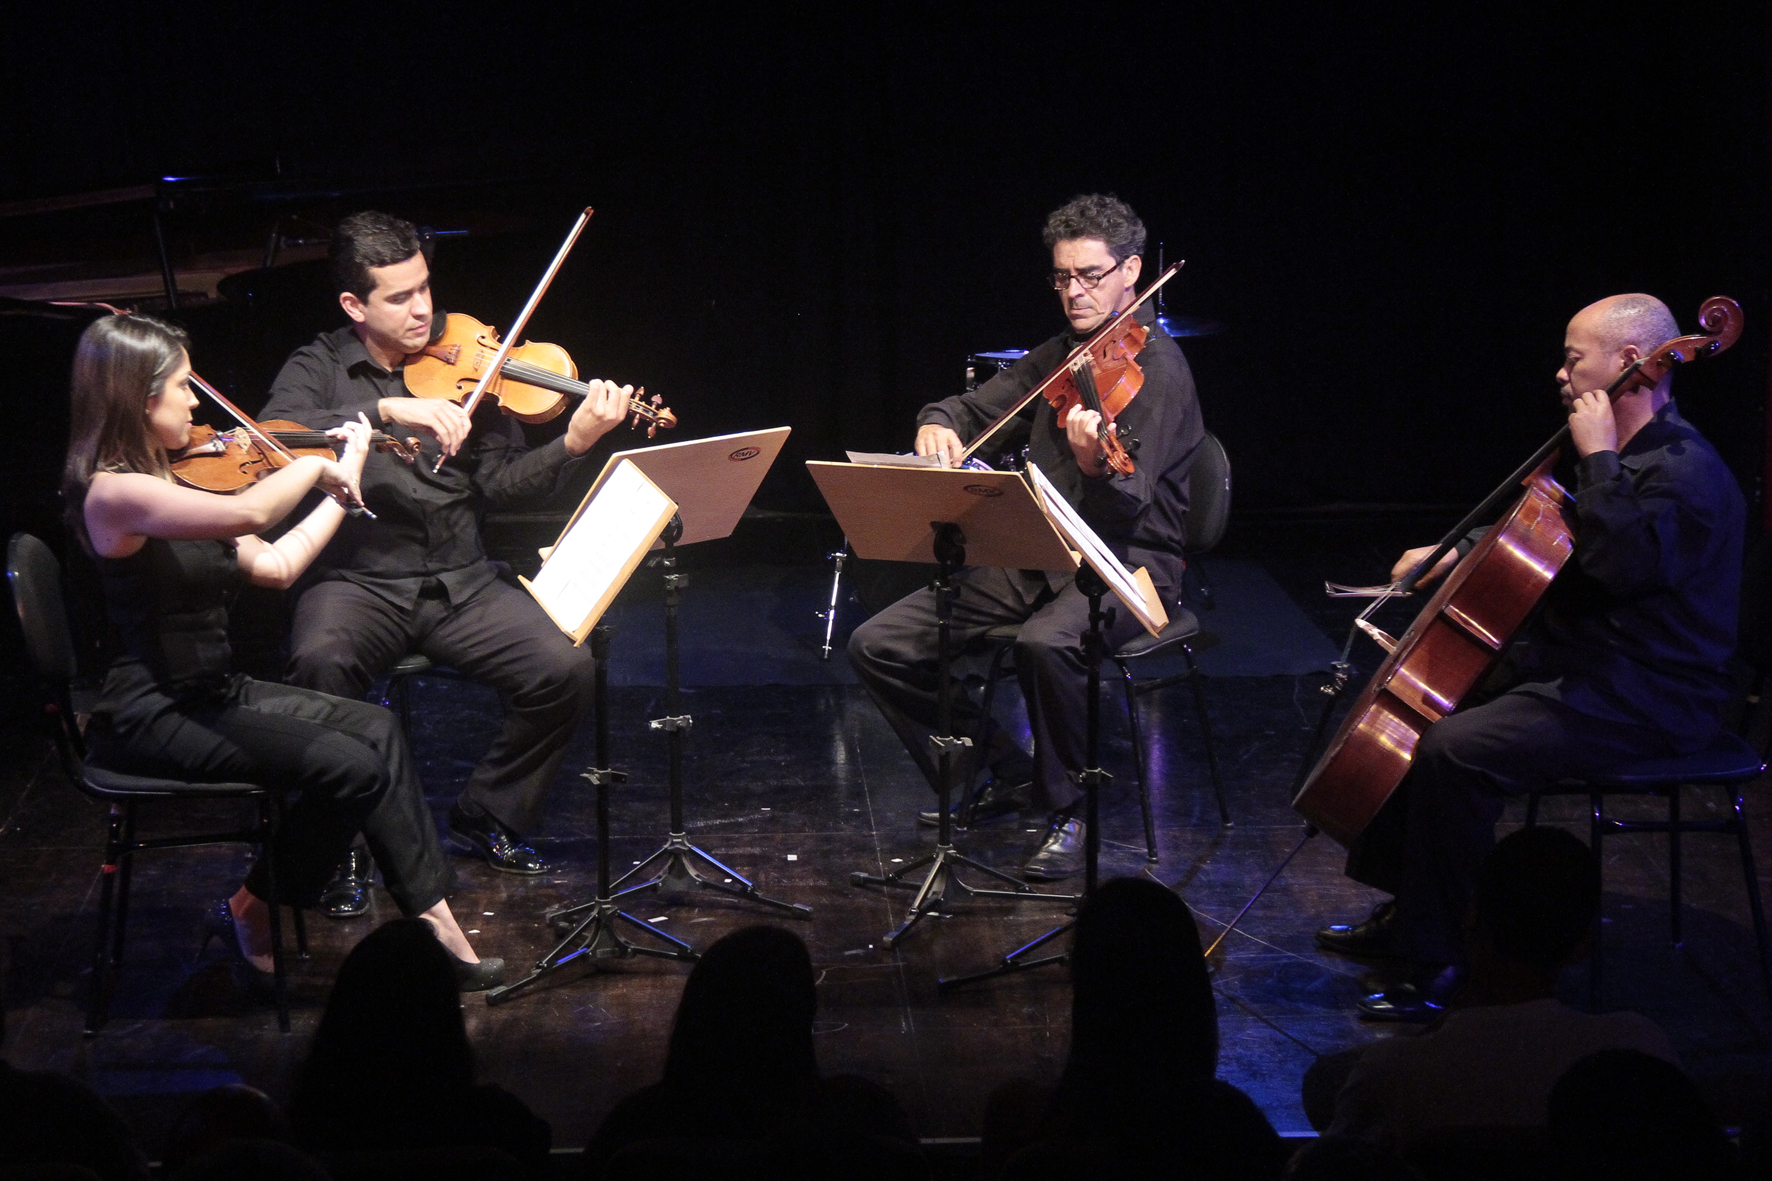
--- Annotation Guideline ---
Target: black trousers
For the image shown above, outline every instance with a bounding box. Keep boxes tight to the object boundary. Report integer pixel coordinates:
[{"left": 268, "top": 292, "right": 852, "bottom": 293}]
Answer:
[
  {"left": 285, "top": 578, "right": 596, "bottom": 835},
  {"left": 1345, "top": 688, "right": 1677, "bottom": 966},
  {"left": 97, "top": 673, "right": 453, "bottom": 915},
  {"left": 847, "top": 566, "right": 1159, "bottom": 814}
]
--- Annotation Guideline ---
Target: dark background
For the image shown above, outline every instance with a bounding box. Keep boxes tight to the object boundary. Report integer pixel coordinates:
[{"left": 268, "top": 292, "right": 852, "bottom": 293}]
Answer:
[{"left": 2, "top": 3, "right": 1767, "bottom": 528}]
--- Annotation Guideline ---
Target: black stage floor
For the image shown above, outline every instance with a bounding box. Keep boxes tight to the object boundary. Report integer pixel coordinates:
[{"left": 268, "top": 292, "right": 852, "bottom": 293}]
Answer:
[{"left": 1, "top": 514, "right": 1767, "bottom": 1156}]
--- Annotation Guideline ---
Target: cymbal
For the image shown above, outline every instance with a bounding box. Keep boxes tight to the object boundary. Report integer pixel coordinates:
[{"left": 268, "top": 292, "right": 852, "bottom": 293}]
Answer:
[
  {"left": 972, "top": 349, "right": 1029, "bottom": 362},
  {"left": 1158, "top": 313, "right": 1224, "bottom": 338}
]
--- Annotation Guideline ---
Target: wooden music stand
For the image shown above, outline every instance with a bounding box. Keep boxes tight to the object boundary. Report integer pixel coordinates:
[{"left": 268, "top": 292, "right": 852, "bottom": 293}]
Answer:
[
  {"left": 808, "top": 461, "right": 1084, "bottom": 945},
  {"left": 600, "top": 428, "right": 812, "bottom": 919},
  {"left": 587, "top": 426, "right": 792, "bottom": 547}
]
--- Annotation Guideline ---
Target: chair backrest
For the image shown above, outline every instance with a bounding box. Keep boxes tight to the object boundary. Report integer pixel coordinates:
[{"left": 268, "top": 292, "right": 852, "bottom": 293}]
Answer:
[
  {"left": 1185, "top": 431, "right": 1232, "bottom": 555},
  {"left": 7, "top": 533, "right": 77, "bottom": 684}
]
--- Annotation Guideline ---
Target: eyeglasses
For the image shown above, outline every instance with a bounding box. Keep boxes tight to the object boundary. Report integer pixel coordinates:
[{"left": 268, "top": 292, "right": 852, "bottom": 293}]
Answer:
[{"left": 1047, "top": 257, "right": 1125, "bottom": 291}]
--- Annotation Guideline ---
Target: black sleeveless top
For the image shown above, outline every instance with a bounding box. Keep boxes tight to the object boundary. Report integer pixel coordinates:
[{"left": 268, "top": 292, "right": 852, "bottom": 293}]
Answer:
[{"left": 96, "top": 537, "right": 240, "bottom": 694}]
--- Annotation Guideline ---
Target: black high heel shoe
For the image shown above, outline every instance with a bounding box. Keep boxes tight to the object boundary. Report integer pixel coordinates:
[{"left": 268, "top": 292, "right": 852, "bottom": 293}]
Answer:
[
  {"left": 198, "top": 901, "right": 277, "bottom": 995},
  {"left": 448, "top": 950, "right": 506, "bottom": 993}
]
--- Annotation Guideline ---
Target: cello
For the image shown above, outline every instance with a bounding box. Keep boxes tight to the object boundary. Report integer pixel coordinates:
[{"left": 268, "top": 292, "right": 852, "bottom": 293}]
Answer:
[{"left": 1291, "top": 297, "right": 1744, "bottom": 845}]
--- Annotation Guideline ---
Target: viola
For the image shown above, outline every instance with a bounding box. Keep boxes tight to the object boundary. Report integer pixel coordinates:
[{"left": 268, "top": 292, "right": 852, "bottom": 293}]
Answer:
[
  {"left": 959, "top": 261, "right": 1185, "bottom": 477},
  {"left": 403, "top": 312, "right": 677, "bottom": 434},
  {"left": 1291, "top": 297, "right": 1745, "bottom": 845},
  {"left": 172, "top": 419, "right": 419, "bottom": 494}
]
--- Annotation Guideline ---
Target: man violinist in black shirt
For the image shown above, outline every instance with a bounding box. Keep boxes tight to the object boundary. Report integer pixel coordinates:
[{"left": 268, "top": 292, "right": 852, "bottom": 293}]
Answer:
[
  {"left": 848, "top": 194, "right": 1206, "bottom": 880},
  {"left": 262, "top": 211, "right": 633, "bottom": 911},
  {"left": 1317, "top": 293, "right": 1746, "bottom": 1020}
]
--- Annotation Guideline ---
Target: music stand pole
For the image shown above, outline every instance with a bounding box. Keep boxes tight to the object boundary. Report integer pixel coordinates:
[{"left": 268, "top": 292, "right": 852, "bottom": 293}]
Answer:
[
  {"left": 852, "top": 523, "right": 1070, "bottom": 947},
  {"left": 486, "top": 625, "right": 697, "bottom": 1005},
  {"left": 609, "top": 515, "right": 812, "bottom": 918},
  {"left": 937, "top": 562, "right": 1113, "bottom": 989}
]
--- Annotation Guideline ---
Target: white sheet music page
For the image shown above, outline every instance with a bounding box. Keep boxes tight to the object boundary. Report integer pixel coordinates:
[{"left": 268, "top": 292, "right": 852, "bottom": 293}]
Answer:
[
  {"left": 1025, "top": 462, "right": 1168, "bottom": 636},
  {"left": 529, "top": 459, "right": 676, "bottom": 635}
]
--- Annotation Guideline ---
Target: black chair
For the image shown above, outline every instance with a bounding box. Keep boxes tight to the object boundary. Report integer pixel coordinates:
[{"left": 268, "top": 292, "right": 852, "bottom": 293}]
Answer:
[
  {"left": 379, "top": 652, "right": 438, "bottom": 733},
  {"left": 1524, "top": 729, "right": 1770, "bottom": 1007},
  {"left": 1109, "top": 431, "right": 1233, "bottom": 833},
  {"left": 965, "top": 432, "right": 1234, "bottom": 857},
  {"left": 6, "top": 534, "right": 301, "bottom": 1034}
]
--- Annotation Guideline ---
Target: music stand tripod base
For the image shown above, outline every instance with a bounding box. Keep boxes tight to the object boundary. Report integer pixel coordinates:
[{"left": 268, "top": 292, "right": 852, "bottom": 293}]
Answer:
[
  {"left": 606, "top": 519, "right": 811, "bottom": 921},
  {"left": 937, "top": 564, "right": 1116, "bottom": 992},
  {"left": 850, "top": 523, "right": 1076, "bottom": 947},
  {"left": 488, "top": 626, "right": 699, "bottom": 1006}
]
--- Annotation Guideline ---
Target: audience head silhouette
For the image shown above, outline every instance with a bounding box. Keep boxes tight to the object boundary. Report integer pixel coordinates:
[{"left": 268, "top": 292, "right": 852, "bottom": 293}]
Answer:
[
  {"left": 1283, "top": 1135, "right": 1423, "bottom": 1180},
  {"left": 1066, "top": 876, "right": 1216, "bottom": 1092},
  {"left": 292, "top": 918, "right": 472, "bottom": 1128},
  {"left": 1467, "top": 826, "right": 1600, "bottom": 990},
  {"left": 1549, "top": 1048, "right": 1735, "bottom": 1180},
  {"left": 164, "top": 1084, "right": 292, "bottom": 1172},
  {"left": 664, "top": 925, "right": 818, "bottom": 1102}
]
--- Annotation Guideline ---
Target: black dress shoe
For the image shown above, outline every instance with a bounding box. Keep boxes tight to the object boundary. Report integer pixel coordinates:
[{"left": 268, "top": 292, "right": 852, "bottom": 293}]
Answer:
[
  {"left": 1356, "top": 964, "right": 1463, "bottom": 1024},
  {"left": 449, "top": 951, "right": 507, "bottom": 992},
  {"left": 1316, "top": 900, "right": 1402, "bottom": 959},
  {"left": 448, "top": 803, "right": 549, "bottom": 875},
  {"left": 318, "top": 848, "right": 373, "bottom": 919},
  {"left": 1022, "top": 814, "right": 1084, "bottom": 881},
  {"left": 918, "top": 779, "right": 1030, "bottom": 827}
]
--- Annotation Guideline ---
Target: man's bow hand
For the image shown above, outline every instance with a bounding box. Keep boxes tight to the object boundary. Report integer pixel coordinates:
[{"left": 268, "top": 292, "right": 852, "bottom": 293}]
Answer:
[
  {"left": 915, "top": 424, "right": 966, "bottom": 468},
  {"left": 379, "top": 397, "right": 472, "bottom": 458}
]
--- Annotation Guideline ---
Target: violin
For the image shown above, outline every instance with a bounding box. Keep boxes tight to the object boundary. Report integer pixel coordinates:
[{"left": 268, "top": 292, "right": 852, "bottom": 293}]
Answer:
[
  {"left": 174, "top": 372, "right": 380, "bottom": 517},
  {"left": 959, "top": 261, "right": 1185, "bottom": 477},
  {"left": 403, "top": 312, "right": 677, "bottom": 435},
  {"left": 172, "top": 419, "right": 419, "bottom": 494}
]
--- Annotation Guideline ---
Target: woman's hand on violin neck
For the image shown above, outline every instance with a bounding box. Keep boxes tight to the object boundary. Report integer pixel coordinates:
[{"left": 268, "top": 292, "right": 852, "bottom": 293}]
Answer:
[
  {"left": 327, "top": 415, "right": 374, "bottom": 477},
  {"left": 1061, "top": 404, "right": 1109, "bottom": 477},
  {"left": 380, "top": 396, "right": 472, "bottom": 458},
  {"left": 565, "top": 380, "right": 634, "bottom": 456},
  {"left": 915, "top": 424, "right": 966, "bottom": 468}
]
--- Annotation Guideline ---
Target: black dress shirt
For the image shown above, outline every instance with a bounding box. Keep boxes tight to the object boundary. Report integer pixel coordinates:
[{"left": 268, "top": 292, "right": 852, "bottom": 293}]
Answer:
[
  {"left": 915, "top": 301, "right": 1205, "bottom": 592},
  {"left": 1507, "top": 399, "right": 1745, "bottom": 746},
  {"left": 262, "top": 323, "right": 591, "bottom": 611}
]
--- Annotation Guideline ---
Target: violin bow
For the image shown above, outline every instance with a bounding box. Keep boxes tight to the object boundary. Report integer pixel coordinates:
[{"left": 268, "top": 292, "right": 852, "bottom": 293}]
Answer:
[
  {"left": 957, "top": 260, "right": 1185, "bottom": 467},
  {"left": 440, "top": 207, "right": 595, "bottom": 471},
  {"left": 187, "top": 370, "right": 375, "bottom": 519}
]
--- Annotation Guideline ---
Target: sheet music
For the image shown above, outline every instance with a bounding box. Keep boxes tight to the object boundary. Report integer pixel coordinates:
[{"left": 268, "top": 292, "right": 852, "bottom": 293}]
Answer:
[
  {"left": 1025, "top": 462, "right": 1167, "bottom": 635},
  {"left": 528, "top": 460, "right": 676, "bottom": 636},
  {"left": 843, "top": 450, "right": 943, "bottom": 468}
]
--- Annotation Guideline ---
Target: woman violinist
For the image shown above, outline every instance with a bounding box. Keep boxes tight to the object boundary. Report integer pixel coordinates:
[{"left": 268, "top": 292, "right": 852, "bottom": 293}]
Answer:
[{"left": 62, "top": 314, "right": 502, "bottom": 991}]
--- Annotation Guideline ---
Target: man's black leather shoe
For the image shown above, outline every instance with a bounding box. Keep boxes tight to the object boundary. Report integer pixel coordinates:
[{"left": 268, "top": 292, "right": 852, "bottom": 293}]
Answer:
[
  {"left": 448, "top": 803, "right": 549, "bottom": 875},
  {"left": 1355, "top": 986, "right": 1445, "bottom": 1024},
  {"left": 1355, "top": 964, "right": 1463, "bottom": 1024},
  {"left": 918, "top": 779, "right": 1030, "bottom": 828},
  {"left": 1022, "top": 814, "right": 1084, "bottom": 881},
  {"left": 318, "top": 848, "right": 372, "bottom": 919},
  {"left": 1316, "top": 900, "right": 1401, "bottom": 959}
]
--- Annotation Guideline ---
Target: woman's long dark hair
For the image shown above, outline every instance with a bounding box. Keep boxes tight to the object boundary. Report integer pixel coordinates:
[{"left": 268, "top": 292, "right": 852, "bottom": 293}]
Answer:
[
  {"left": 1060, "top": 877, "right": 1217, "bottom": 1106},
  {"left": 663, "top": 925, "right": 819, "bottom": 1104},
  {"left": 61, "top": 314, "right": 189, "bottom": 553},
  {"left": 289, "top": 919, "right": 474, "bottom": 1139}
]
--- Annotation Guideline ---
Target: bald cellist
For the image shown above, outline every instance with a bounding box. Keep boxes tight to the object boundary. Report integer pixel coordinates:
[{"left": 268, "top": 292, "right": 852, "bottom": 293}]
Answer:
[{"left": 1318, "top": 294, "right": 1746, "bottom": 1021}]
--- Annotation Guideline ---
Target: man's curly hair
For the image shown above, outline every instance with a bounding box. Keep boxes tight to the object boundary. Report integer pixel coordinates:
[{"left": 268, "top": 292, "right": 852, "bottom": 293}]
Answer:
[{"left": 1042, "top": 194, "right": 1147, "bottom": 263}]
